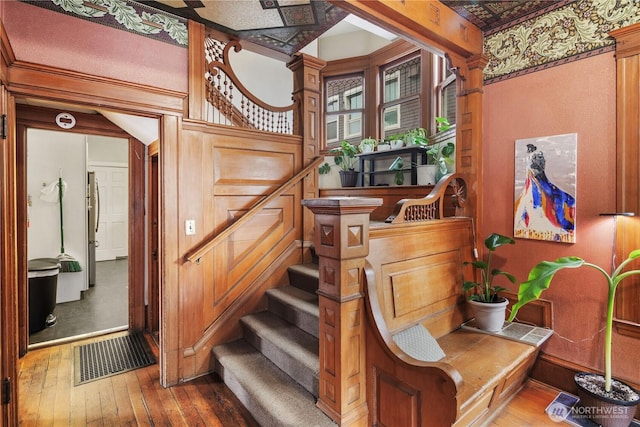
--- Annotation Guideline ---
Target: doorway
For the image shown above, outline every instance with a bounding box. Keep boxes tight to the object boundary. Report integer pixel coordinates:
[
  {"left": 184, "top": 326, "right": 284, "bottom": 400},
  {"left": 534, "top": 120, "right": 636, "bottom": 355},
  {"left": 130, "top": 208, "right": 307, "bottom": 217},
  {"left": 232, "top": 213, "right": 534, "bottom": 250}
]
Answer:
[
  {"left": 16, "top": 103, "right": 152, "bottom": 354},
  {"left": 25, "top": 129, "right": 131, "bottom": 346}
]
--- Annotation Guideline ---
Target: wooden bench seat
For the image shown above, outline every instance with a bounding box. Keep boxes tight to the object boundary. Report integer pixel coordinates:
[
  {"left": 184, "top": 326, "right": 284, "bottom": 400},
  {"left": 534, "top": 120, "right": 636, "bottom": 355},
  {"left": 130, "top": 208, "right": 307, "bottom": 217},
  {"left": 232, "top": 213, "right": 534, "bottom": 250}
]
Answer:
[{"left": 364, "top": 218, "right": 541, "bottom": 426}]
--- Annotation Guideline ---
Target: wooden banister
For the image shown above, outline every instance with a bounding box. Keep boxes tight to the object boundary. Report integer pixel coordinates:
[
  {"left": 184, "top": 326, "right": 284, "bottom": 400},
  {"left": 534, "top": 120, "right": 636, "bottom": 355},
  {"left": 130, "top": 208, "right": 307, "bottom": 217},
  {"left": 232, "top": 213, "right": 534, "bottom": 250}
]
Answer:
[
  {"left": 184, "top": 156, "right": 324, "bottom": 263},
  {"left": 385, "top": 173, "right": 467, "bottom": 223}
]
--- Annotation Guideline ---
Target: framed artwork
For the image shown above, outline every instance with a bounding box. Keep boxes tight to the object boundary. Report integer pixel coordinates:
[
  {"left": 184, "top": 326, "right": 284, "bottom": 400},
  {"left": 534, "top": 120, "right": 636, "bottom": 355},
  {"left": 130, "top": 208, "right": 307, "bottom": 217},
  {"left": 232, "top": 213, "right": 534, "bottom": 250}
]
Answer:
[{"left": 514, "top": 133, "right": 577, "bottom": 243}]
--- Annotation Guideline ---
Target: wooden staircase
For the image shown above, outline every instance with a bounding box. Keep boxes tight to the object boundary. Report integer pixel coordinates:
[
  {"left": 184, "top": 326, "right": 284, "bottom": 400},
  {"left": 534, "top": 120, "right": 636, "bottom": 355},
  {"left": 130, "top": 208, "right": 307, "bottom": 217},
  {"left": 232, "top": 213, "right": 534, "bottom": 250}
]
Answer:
[{"left": 212, "top": 259, "right": 337, "bottom": 427}]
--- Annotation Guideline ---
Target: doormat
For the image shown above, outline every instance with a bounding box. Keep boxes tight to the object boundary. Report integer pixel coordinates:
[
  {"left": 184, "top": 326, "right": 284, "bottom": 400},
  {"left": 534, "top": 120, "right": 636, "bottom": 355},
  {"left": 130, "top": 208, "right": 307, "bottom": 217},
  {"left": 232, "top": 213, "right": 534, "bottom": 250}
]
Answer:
[
  {"left": 74, "top": 333, "right": 155, "bottom": 385},
  {"left": 546, "top": 391, "right": 640, "bottom": 426}
]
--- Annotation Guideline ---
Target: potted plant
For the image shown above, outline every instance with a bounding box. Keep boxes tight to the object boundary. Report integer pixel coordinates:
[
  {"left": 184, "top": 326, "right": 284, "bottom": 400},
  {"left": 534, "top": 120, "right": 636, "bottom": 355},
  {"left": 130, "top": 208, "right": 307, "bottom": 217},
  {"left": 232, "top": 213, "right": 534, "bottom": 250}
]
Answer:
[
  {"left": 463, "top": 233, "right": 517, "bottom": 332},
  {"left": 385, "top": 133, "right": 405, "bottom": 150},
  {"left": 319, "top": 140, "right": 360, "bottom": 187},
  {"left": 414, "top": 117, "right": 455, "bottom": 185},
  {"left": 359, "top": 137, "right": 377, "bottom": 153},
  {"left": 405, "top": 127, "right": 427, "bottom": 146},
  {"left": 388, "top": 156, "right": 404, "bottom": 185},
  {"left": 508, "top": 250, "right": 640, "bottom": 427},
  {"left": 377, "top": 140, "right": 391, "bottom": 151}
]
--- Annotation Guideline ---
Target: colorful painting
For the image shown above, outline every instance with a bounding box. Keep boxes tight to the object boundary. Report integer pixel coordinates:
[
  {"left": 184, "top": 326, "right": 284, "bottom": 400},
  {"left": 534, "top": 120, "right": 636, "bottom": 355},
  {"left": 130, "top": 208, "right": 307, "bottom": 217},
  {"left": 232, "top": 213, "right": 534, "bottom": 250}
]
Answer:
[{"left": 514, "top": 133, "right": 577, "bottom": 243}]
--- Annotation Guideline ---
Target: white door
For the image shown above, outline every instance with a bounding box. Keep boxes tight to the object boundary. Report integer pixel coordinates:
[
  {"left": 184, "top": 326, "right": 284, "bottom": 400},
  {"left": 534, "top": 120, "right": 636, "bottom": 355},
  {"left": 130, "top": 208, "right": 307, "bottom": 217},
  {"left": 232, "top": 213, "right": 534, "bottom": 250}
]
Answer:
[{"left": 91, "top": 164, "right": 128, "bottom": 261}]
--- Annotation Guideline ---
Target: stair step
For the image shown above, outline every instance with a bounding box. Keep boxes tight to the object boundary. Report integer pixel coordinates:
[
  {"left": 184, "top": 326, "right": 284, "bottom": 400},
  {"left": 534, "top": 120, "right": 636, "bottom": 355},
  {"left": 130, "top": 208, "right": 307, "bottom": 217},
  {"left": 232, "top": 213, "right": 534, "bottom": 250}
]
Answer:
[
  {"left": 241, "top": 311, "right": 319, "bottom": 396},
  {"left": 287, "top": 263, "right": 319, "bottom": 294},
  {"left": 213, "top": 340, "right": 336, "bottom": 427},
  {"left": 266, "top": 286, "right": 319, "bottom": 338}
]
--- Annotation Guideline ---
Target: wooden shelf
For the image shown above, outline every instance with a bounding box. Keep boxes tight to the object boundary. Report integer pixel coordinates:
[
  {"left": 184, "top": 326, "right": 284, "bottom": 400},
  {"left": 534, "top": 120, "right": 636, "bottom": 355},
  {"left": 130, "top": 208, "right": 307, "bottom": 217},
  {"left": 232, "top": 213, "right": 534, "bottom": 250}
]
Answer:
[{"left": 358, "top": 145, "right": 427, "bottom": 186}]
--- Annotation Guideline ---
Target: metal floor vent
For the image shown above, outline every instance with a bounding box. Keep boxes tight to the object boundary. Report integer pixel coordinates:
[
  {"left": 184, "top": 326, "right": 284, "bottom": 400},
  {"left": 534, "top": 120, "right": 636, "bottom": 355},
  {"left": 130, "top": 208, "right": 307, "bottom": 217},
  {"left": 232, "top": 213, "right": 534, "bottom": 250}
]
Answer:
[{"left": 74, "top": 333, "right": 155, "bottom": 385}]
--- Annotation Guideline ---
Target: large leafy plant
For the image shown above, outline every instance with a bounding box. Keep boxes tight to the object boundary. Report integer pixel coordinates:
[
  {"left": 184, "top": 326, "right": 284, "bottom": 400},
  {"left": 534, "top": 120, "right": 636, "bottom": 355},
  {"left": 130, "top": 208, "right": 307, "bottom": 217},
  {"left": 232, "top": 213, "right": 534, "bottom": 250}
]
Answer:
[
  {"left": 319, "top": 140, "right": 360, "bottom": 174},
  {"left": 463, "top": 233, "right": 517, "bottom": 302},
  {"left": 508, "top": 249, "right": 640, "bottom": 393}
]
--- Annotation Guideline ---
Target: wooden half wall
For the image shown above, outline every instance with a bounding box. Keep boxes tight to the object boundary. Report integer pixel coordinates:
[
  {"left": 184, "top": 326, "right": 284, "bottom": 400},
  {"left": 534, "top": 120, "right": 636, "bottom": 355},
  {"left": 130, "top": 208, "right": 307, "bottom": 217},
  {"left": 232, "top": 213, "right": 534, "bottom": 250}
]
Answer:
[{"left": 173, "top": 120, "right": 306, "bottom": 380}]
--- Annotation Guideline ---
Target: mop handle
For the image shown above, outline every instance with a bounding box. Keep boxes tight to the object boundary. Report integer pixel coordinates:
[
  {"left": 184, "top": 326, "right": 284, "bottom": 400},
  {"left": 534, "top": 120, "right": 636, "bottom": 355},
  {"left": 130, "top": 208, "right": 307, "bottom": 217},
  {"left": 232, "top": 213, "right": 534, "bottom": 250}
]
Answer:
[{"left": 58, "top": 176, "right": 65, "bottom": 253}]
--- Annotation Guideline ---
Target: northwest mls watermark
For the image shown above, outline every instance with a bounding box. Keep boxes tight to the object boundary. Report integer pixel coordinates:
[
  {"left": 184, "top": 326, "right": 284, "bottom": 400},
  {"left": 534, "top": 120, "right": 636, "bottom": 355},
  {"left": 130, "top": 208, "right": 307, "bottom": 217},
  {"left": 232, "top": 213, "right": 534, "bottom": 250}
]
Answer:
[{"left": 547, "top": 401, "right": 632, "bottom": 423}]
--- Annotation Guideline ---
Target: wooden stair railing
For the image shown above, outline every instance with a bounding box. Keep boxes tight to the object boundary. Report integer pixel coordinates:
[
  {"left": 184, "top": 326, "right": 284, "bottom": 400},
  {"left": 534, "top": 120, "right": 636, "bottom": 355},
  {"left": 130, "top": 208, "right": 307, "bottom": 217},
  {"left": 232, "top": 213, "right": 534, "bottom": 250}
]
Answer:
[
  {"left": 385, "top": 173, "right": 467, "bottom": 223},
  {"left": 185, "top": 156, "right": 324, "bottom": 264},
  {"left": 204, "top": 36, "right": 296, "bottom": 133}
]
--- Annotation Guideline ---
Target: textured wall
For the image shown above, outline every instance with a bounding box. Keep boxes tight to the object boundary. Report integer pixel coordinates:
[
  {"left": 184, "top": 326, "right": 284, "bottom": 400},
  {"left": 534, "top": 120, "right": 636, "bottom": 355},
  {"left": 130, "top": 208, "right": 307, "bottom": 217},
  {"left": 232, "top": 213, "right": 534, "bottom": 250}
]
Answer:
[
  {"left": 3, "top": 0, "right": 188, "bottom": 93},
  {"left": 482, "top": 52, "right": 640, "bottom": 381},
  {"left": 484, "top": 0, "right": 640, "bottom": 83}
]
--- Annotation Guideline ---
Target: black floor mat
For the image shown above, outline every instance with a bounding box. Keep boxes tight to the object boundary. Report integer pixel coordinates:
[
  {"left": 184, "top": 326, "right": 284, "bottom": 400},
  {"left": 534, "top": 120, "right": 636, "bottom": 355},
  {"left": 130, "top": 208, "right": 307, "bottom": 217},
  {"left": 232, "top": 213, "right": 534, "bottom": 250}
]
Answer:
[{"left": 74, "top": 333, "right": 155, "bottom": 385}]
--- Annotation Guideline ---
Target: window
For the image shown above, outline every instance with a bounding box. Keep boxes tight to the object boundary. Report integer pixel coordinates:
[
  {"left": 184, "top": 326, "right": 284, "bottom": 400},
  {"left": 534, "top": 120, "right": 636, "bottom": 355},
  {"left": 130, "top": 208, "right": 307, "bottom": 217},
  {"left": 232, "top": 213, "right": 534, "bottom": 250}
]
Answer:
[
  {"left": 324, "top": 75, "right": 364, "bottom": 147},
  {"left": 434, "top": 56, "right": 457, "bottom": 126},
  {"left": 380, "top": 56, "right": 421, "bottom": 139},
  {"left": 326, "top": 95, "right": 339, "bottom": 143}
]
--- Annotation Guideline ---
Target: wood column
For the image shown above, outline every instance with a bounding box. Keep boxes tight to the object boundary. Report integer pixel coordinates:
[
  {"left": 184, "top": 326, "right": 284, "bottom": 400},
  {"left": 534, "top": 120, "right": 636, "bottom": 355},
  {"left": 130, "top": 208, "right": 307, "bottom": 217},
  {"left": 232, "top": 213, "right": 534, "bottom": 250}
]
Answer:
[
  {"left": 302, "top": 197, "right": 382, "bottom": 426},
  {"left": 288, "top": 54, "right": 326, "bottom": 252},
  {"left": 610, "top": 24, "right": 640, "bottom": 332},
  {"left": 456, "top": 54, "right": 488, "bottom": 229}
]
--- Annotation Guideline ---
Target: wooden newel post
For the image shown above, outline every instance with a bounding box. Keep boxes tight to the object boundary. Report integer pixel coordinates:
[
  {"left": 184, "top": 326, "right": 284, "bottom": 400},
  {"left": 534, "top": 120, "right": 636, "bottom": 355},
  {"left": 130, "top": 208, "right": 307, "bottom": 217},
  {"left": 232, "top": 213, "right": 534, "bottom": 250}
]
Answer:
[{"left": 301, "top": 197, "right": 382, "bottom": 426}]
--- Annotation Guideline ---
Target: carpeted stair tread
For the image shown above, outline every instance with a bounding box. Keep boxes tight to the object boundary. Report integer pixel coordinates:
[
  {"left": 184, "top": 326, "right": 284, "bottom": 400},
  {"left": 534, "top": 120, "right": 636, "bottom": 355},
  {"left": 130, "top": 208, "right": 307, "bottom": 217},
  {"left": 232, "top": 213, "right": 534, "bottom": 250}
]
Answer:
[
  {"left": 266, "top": 286, "right": 319, "bottom": 338},
  {"left": 287, "top": 263, "right": 319, "bottom": 294},
  {"left": 213, "top": 340, "right": 336, "bottom": 427},
  {"left": 242, "top": 311, "right": 319, "bottom": 395}
]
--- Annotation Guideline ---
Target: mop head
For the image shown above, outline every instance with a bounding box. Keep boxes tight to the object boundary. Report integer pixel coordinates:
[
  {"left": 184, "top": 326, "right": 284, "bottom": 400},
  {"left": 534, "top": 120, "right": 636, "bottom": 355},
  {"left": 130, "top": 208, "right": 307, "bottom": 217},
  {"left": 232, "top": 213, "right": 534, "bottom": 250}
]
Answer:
[{"left": 57, "top": 253, "right": 82, "bottom": 272}]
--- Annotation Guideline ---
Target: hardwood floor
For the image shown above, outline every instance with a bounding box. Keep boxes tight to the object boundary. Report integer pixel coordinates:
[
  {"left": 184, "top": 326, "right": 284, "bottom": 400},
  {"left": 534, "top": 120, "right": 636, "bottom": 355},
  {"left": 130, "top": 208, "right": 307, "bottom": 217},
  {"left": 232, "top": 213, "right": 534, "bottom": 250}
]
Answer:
[
  {"left": 18, "top": 331, "right": 564, "bottom": 426},
  {"left": 18, "top": 331, "right": 258, "bottom": 427}
]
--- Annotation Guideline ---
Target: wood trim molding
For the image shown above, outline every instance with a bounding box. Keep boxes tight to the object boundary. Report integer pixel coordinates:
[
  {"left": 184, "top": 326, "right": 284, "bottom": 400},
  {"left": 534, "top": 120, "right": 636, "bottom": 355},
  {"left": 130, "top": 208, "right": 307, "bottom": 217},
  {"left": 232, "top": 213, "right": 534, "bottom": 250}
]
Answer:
[
  {"left": 0, "top": 17, "right": 16, "bottom": 83},
  {"left": 8, "top": 61, "right": 187, "bottom": 116},
  {"left": 16, "top": 104, "right": 129, "bottom": 137},
  {"left": 332, "top": 0, "right": 482, "bottom": 58}
]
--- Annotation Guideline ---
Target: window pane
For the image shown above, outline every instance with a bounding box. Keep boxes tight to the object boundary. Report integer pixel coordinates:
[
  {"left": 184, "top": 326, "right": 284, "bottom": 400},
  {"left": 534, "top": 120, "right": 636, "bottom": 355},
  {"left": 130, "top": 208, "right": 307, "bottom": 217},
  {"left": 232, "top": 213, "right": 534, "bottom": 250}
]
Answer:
[
  {"left": 327, "top": 119, "right": 338, "bottom": 141},
  {"left": 383, "top": 105, "right": 400, "bottom": 130},
  {"left": 345, "top": 112, "right": 362, "bottom": 138},
  {"left": 385, "top": 71, "right": 400, "bottom": 102},
  {"left": 326, "top": 76, "right": 364, "bottom": 112}
]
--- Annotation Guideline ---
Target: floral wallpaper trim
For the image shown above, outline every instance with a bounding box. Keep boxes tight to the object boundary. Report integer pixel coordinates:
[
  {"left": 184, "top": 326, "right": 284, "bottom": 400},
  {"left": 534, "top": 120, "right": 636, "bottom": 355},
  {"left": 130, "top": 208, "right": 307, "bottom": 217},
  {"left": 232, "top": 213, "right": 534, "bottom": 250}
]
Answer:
[
  {"left": 483, "top": 0, "right": 640, "bottom": 84},
  {"left": 21, "top": 0, "right": 188, "bottom": 47}
]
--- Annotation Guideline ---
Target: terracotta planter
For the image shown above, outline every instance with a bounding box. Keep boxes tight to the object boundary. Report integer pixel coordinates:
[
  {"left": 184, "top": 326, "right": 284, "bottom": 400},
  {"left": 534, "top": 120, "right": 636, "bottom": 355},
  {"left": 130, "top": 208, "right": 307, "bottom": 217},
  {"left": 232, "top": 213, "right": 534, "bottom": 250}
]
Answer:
[
  {"left": 467, "top": 298, "right": 508, "bottom": 332},
  {"left": 574, "top": 372, "right": 640, "bottom": 427},
  {"left": 339, "top": 170, "right": 359, "bottom": 187}
]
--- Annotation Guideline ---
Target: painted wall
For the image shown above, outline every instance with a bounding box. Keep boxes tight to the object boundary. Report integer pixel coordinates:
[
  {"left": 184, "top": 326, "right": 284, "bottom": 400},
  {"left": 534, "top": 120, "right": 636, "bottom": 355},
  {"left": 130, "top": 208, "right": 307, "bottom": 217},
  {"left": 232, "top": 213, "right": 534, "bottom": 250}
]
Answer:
[
  {"left": 3, "top": 0, "right": 188, "bottom": 93},
  {"left": 483, "top": 52, "right": 640, "bottom": 382},
  {"left": 27, "top": 129, "right": 87, "bottom": 303}
]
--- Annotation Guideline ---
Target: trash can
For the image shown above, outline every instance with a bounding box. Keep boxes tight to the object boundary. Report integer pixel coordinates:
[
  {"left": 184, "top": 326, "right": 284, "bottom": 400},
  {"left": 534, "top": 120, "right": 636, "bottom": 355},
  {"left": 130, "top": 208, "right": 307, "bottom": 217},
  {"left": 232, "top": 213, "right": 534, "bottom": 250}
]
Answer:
[{"left": 28, "top": 258, "right": 59, "bottom": 333}]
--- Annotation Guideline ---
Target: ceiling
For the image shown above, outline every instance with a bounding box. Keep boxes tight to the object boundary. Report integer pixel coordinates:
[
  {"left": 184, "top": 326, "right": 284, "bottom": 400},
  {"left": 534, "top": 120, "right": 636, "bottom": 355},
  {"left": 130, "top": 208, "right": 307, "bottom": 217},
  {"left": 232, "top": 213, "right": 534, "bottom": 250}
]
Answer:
[{"left": 142, "top": 0, "right": 560, "bottom": 56}]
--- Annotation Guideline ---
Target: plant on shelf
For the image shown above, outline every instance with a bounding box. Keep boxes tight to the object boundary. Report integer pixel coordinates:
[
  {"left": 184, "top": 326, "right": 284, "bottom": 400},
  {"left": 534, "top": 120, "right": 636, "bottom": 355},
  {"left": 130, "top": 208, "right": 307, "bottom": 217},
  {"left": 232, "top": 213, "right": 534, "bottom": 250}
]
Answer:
[
  {"left": 319, "top": 140, "right": 360, "bottom": 187},
  {"left": 462, "top": 233, "right": 516, "bottom": 332},
  {"left": 388, "top": 156, "right": 404, "bottom": 185},
  {"left": 385, "top": 133, "right": 405, "bottom": 149},
  {"left": 405, "top": 127, "right": 427, "bottom": 146},
  {"left": 508, "top": 249, "right": 640, "bottom": 426},
  {"left": 414, "top": 117, "right": 455, "bottom": 183},
  {"left": 359, "top": 136, "right": 378, "bottom": 153}
]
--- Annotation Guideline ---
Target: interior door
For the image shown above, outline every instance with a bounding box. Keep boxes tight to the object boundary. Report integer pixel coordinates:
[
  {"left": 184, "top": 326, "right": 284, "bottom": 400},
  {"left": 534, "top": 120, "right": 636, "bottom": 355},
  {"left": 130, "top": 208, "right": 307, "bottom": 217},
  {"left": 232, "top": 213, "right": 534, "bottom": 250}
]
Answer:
[{"left": 90, "top": 164, "right": 129, "bottom": 261}]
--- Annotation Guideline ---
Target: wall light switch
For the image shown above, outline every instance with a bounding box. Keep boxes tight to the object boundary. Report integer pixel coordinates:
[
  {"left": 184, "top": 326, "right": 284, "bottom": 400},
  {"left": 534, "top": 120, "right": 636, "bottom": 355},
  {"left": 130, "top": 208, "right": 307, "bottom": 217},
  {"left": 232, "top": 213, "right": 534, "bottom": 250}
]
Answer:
[{"left": 185, "top": 220, "right": 196, "bottom": 236}]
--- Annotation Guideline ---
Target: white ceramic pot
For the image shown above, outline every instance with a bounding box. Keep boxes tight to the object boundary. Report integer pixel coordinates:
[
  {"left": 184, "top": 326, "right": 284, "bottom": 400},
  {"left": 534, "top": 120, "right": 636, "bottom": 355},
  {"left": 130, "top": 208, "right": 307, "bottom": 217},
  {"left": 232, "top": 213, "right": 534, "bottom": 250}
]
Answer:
[
  {"left": 468, "top": 298, "right": 508, "bottom": 332},
  {"left": 417, "top": 165, "right": 439, "bottom": 185},
  {"left": 390, "top": 140, "right": 404, "bottom": 150},
  {"left": 377, "top": 144, "right": 391, "bottom": 151}
]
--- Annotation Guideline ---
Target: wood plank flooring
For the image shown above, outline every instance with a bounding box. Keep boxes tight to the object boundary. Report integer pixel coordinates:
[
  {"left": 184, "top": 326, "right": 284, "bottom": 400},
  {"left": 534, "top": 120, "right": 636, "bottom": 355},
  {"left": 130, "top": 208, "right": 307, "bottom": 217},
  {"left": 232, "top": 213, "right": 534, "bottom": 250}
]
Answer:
[
  {"left": 19, "top": 331, "right": 565, "bottom": 426},
  {"left": 19, "top": 332, "right": 258, "bottom": 427}
]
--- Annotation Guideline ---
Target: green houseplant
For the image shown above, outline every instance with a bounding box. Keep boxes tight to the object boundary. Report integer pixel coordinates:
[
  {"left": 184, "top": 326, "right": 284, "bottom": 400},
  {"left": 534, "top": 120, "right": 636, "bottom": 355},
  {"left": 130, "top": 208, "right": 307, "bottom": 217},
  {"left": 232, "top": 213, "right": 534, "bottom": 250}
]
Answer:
[
  {"left": 508, "top": 250, "right": 640, "bottom": 426},
  {"left": 319, "top": 140, "right": 360, "bottom": 187},
  {"left": 359, "top": 137, "right": 377, "bottom": 153},
  {"left": 414, "top": 117, "right": 455, "bottom": 184},
  {"left": 463, "top": 233, "right": 517, "bottom": 331}
]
